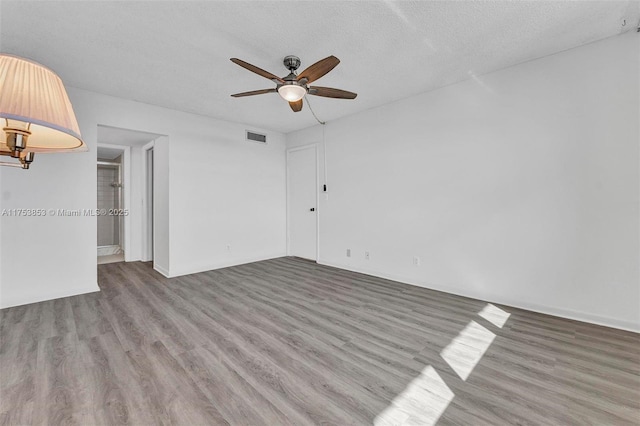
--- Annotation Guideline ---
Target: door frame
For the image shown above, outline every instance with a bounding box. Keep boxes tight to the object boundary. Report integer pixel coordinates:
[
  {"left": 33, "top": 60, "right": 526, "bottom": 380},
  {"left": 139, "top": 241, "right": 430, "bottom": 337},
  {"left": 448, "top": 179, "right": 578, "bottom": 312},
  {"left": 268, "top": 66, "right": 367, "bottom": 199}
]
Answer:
[
  {"left": 97, "top": 143, "right": 131, "bottom": 261},
  {"left": 286, "top": 144, "right": 319, "bottom": 261},
  {"left": 96, "top": 160, "right": 123, "bottom": 255},
  {"left": 141, "top": 140, "right": 155, "bottom": 262}
]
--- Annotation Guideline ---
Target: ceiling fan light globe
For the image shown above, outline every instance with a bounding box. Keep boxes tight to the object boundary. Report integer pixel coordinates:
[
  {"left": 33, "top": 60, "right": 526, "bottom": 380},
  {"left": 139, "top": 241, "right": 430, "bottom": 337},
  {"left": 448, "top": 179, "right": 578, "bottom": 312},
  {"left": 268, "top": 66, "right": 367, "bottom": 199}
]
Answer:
[{"left": 278, "top": 84, "right": 306, "bottom": 102}]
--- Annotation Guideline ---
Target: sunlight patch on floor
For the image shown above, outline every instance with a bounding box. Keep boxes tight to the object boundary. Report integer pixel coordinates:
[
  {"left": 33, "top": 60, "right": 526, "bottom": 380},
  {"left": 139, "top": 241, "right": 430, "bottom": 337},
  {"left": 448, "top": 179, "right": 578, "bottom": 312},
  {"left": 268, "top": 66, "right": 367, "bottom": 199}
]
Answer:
[
  {"left": 375, "top": 304, "right": 505, "bottom": 423},
  {"left": 374, "top": 365, "right": 454, "bottom": 426},
  {"left": 478, "top": 303, "right": 511, "bottom": 328},
  {"left": 440, "top": 320, "right": 496, "bottom": 381}
]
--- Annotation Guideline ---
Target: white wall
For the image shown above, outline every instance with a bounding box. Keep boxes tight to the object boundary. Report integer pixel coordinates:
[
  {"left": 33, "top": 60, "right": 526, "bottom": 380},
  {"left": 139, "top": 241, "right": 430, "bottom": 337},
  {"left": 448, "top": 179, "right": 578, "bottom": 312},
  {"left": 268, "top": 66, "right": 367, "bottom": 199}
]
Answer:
[
  {"left": 287, "top": 32, "right": 640, "bottom": 332},
  {"left": 0, "top": 140, "right": 99, "bottom": 308},
  {"left": 153, "top": 136, "right": 171, "bottom": 276},
  {"left": 0, "top": 88, "right": 286, "bottom": 308},
  {"left": 168, "top": 131, "right": 287, "bottom": 276}
]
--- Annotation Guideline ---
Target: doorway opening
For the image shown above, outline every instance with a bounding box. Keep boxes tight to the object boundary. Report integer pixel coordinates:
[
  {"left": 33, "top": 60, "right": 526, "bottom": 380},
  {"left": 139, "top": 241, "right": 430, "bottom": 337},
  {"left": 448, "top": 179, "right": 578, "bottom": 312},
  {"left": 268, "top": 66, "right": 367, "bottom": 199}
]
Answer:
[
  {"left": 96, "top": 125, "right": 164, "bottom": 266},
  {"left": 97, "top": 147, "right": 125, "bottom": 264}
]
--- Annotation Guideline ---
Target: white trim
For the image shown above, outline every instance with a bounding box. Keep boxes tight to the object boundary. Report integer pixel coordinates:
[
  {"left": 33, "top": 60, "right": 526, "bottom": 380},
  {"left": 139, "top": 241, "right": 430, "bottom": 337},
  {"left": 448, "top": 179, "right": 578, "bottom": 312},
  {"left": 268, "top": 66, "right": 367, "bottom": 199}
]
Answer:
[
  {"left": 315, "top": 144, "right": 321, "bottom": 262},
  {"left": 150, "top": 135, "right": 170, "bottom": 276},
  {"left": 97, "top": 143, "right": 131, "bottom": 261},
  {"left": 286, "top": 144, "right": 319, "bottom": 262},
  {"left": 141, "top": 140, "right": 155, "bottom": 262},
  {"left": 319, "top": 259, "right": 640, "bottom": 333},
  {"left": 154, "top": 264, "right": 170, "bottom": 278},
  {"left": 0, "top": 284, "right": 100, "bottom": 309}
]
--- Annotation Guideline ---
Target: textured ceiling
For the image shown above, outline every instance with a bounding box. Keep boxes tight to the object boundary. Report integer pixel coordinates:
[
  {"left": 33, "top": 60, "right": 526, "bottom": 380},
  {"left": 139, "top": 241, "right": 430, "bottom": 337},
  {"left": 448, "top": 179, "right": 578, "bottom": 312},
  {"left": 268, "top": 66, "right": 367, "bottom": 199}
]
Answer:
[{"left": 1, "top": 1, "right": 638, "bottom": 134}]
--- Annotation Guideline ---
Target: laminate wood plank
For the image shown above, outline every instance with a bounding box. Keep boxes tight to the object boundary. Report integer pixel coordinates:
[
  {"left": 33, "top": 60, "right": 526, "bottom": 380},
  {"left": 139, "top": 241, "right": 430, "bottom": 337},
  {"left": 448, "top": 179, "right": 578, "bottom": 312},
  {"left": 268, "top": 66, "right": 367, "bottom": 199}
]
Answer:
[
  {"left": 81, "top": 330, "right": 172, "bottom": 425},
  {"left": 181, "top": 260, "right": 640, "bottom": 422},
  {"left": 194, "top": 321, "right": 353, "bottom": 425},
  {"left": 133, "top": 273, "right": 353, "bottom": 424},
  {"left": 170, "top": 278, "right": 385, "bottom": 424},
  {"left": 0, "top": 377, "right": 35, "bottom": 426},
  {"left": 0, "top": 317, "right": 38, "bottom": 391},
  {"left": 177, "top": 346, "right": 293, "bottom": 426},
  {"left": 219, "top": 268, "right": 427, "bottom": 355},
  {"left": 190, "top": 273, "right": 353, "bottom": 348},
  {"left": 118, "top": 268, "right": 320, "bottom": 424},
  {"left": 97, "top": 294, "right": 154, "bottom": 353},
  {"left": 126, "top": 340, "right": 229, "bottom": 426},
  {"left": 107, "top": 271, "right": 195, "bottom": 355},
  {"left": 31, "top": 333, "right": 91, "bottom": 425},
  {"left": 184, "top": 266, "right": 640, "bottom": 420},
  {"left": 0, "top": 257, "right": 638, "bottom": 425},
  {"left": 70, "top": 293, "right": 113, "bottom": 341},
  {"left": 503, "top": 323, "right": 640, "bottom": 374},
  {"left": 410, "top": 349, "right": 577, "bottom": 425},
  {"left": 414, "top": 340, "right": 639, "bottom": 424},
  {"left": 181, "top": 283, "right": 400, "bottom": 415},
  {"left": 174, "top": 275, "right": 427, "bottom": 405}
]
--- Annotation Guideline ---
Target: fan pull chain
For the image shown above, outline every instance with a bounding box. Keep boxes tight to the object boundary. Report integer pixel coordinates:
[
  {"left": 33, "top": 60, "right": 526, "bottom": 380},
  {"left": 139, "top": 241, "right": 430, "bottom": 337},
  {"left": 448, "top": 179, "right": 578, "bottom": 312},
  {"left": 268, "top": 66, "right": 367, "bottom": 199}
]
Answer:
[{"left": 304, "top": 95, "right": 326, "bottom": 125}]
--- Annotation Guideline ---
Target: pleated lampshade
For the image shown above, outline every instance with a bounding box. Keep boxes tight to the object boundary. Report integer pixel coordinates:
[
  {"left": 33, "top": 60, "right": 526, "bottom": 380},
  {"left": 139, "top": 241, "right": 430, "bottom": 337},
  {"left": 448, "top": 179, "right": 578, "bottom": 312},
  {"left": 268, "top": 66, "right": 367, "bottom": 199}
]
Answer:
[{"left": 0, "top": 54, "right": 86, "bottom": 153}]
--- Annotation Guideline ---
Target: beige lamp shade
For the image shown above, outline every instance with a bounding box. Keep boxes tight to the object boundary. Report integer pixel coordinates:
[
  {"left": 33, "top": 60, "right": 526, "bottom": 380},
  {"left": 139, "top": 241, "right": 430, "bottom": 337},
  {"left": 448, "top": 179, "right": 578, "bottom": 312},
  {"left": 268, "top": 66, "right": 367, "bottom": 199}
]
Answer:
[{"left": 0, "top": 54, "right": 86, "bottom": 153}]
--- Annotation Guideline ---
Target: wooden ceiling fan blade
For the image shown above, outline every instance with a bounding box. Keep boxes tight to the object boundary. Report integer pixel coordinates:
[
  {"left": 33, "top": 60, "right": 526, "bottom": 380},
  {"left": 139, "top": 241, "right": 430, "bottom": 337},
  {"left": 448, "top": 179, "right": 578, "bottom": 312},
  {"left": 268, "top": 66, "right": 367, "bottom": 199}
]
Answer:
[
  {"left": 297, "top": 56, "right": 340, "bottom": 84},
  {"left": 231, "top": 88, "right": 277, "bottom": 97},
  {"left": 308, "top": 86, "right": 357, "bottom": 99},
  {"left": 289, "top": 99, "right": 303, "bottom": 112},
  {"left": 230, "top": 58, "right": 284, "bottom": 83}
]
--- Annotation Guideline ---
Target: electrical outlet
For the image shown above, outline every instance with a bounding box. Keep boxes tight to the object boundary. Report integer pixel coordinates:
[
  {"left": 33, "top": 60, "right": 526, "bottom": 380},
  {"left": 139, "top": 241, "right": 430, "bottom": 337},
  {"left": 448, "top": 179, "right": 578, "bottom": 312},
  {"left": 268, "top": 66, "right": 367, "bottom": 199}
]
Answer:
[
  {"left": 346, "top": 249, "right": 351, "bottom": 257},
  {"left": 365, "top": 251, "right": 370, "bottom": 260},
  {"left": 413, "top": 256, "right": 420, "bottom": 266}
]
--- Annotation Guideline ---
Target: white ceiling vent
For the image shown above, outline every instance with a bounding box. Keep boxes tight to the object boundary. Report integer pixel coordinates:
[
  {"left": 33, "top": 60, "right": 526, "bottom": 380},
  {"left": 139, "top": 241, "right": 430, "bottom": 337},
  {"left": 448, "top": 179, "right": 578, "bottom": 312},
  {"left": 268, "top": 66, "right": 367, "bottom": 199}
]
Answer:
[{"left": 246, "top": 130, "right": 267, "bottom": 143}]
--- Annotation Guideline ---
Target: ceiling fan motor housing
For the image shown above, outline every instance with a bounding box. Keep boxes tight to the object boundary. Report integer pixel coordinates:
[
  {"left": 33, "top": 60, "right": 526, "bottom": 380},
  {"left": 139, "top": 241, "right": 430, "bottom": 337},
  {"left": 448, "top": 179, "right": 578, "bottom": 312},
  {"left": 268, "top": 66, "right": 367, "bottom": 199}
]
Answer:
[
  {"left": 283, "top": 55, "right": 301, "bottom": 72},
  {"left": 230, "top": 55, "right": 357, "bottom": 111}
]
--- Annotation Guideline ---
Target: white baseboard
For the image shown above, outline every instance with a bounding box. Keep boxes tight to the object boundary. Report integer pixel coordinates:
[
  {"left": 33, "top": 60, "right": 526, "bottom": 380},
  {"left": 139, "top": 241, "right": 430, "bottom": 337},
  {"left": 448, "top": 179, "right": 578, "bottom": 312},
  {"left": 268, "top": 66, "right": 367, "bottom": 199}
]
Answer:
[
  {"left": 154, "top": 263, "right": 171, "bottom": 278},
  {"left": 319, "top": 259, "right": 640, "bottom": 333},
  {"left": 163, "top": 253, "right": 287, "bottom": 278},
  {"left": 124, "top": 253, "right": 142, "bottom": 262},
  {"left": 0, "top": 284, "right": 101, "bottom": 310}
]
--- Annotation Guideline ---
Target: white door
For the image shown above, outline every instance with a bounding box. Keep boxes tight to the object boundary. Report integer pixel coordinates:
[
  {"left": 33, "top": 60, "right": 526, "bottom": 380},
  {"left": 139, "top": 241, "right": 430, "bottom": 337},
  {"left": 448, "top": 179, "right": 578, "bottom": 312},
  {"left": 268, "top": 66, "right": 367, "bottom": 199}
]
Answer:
[{"left": 288, "top": 145, "right": 317, "bottom": 260}]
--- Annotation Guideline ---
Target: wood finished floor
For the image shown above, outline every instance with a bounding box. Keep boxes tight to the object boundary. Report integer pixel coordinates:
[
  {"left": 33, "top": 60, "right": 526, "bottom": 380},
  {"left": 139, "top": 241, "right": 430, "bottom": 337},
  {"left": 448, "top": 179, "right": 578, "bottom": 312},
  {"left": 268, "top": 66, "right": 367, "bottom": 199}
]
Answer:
[{"left": 1, "top": 257, "right": 639, "bottom": 425}]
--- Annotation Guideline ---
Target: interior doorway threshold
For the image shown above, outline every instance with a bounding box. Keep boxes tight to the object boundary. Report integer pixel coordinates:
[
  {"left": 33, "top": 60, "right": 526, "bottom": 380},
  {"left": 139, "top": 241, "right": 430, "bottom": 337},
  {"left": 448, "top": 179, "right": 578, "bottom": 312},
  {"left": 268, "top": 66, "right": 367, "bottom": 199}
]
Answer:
[{"left": 98, "top": 253, "right": 125, "bottom": 265}]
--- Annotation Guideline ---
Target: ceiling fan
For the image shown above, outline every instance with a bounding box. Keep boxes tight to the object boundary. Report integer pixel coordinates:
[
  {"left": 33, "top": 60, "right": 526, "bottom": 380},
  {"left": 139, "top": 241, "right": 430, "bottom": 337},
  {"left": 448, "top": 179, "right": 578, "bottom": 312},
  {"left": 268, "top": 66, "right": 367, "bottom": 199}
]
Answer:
[{"left": 230, "top": 55, "right": 357, "bottom": 112}]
